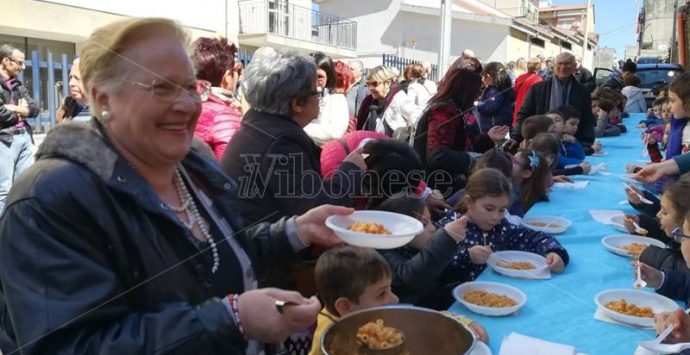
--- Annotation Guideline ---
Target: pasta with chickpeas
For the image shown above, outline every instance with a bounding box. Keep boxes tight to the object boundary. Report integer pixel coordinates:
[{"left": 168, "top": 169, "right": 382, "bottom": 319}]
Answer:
[{"left": 356, "top": 319, "right": 404, "bottom": 350}]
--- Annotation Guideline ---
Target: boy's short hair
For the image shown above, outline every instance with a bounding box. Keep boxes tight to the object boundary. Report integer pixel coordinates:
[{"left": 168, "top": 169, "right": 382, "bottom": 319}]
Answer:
[
  {"left": 521, "top": 115, "right": 553, "bottom": 142},
  {"left": 557, "top": 105, "right": 581, "bottom": 120},
  {"left": 653, "top": 97, "right": 669, "bottom": 107},
  {"left": 546, "top": 110, "right": 565, "bottom": 121},
  {"left": 315, "top": 246, "right": 391, "bottom": 316}
]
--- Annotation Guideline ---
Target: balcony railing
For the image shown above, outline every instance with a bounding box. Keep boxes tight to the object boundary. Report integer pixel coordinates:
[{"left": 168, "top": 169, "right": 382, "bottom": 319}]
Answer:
[{"left": 238, "top": 0, "right": 357, "bottom": 50}]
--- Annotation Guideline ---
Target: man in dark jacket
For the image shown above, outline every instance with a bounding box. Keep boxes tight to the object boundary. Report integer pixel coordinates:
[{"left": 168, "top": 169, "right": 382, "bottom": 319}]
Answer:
[
  {"left": 0, "top": 44, "right": 38, "bottom": 212},
  {"left": 602, "top": 58, "right": 637, "bottom": 92},
  {"left": 513, "top": 52, "right": 596, "bottom": 146},
  {"left": 574, "top": 56, "right": 595, "bottom": 93}
]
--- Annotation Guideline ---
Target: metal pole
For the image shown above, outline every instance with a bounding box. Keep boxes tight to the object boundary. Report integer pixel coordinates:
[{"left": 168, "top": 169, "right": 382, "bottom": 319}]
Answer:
[
  {"left": 581, "top": 0, "right": 591, "bottom": 66},
  {"left": 438, "top": 0, "right": 452, "bottom": 78},
  {"left": 670, "top": 0, "right": 679, "bottom": 62}
]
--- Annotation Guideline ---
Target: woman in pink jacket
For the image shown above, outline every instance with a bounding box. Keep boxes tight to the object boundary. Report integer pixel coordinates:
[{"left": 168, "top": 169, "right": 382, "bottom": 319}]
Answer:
[{"left": 191, "top": 37, "right": 243, "bottom": 160}]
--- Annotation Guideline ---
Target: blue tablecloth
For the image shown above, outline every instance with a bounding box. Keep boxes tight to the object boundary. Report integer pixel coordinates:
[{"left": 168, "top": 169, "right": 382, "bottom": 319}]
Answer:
[{"left": 449, "top": 113, "right": 667, "bottom": 354}]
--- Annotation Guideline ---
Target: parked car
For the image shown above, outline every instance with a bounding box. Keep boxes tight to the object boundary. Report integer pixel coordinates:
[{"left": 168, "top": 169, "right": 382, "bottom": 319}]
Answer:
[
  {"left": 594, "top": 63, "right": 685, "bottom": 106},
  {"left": 637, "top": 57, "right": 665, "bottom": 64}
]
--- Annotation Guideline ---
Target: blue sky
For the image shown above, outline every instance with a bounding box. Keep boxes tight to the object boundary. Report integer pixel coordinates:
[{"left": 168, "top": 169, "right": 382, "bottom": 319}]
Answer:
[{"left": 550, "top": 0, "right": 640, "bottom": 57}]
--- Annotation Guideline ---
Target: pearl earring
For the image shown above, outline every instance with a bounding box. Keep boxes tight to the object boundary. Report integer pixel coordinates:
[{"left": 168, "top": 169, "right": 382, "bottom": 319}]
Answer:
[{"left": 100, "top": 111, "right": 111, "bottom": 121}]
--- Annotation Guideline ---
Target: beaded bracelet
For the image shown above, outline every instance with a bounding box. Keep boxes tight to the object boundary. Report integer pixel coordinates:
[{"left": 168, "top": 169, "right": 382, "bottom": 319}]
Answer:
[{"left": 227, "top": 294, "right": 246, "bottom": 338}]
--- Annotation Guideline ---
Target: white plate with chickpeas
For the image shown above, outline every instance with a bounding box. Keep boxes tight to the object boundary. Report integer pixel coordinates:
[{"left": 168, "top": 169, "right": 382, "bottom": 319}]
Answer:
[
  {"left": 601, "top": 234, "right": 666, "bottom": 258},
  {"left": 325, "top": 210, "right": 423, "bottom": 249}
]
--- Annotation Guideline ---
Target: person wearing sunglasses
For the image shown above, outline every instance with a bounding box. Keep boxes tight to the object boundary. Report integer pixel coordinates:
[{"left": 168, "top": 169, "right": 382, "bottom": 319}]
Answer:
[
  {"left": 355, "top": 65, "right": 422, "bottom": 137},
  {"left": 0, "top": 44, "right": 38, "bottom": 213}
]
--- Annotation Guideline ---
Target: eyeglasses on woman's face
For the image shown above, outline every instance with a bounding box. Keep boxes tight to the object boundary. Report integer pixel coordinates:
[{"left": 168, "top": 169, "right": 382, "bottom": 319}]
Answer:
[
  {"left": 307, "top": 86, "right": 324, "bottom": 98},
  {"left": 671, "top": 227, "right": 690, "bottom": 243},
  {"left": 127, "top": 79, "right": 207, "bottom": 103},
  {"left": 366, "top": 80, "right": 384, "bottom": 88}
]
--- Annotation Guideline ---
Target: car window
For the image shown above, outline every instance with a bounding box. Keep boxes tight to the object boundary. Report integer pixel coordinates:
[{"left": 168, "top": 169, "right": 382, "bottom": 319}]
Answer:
[{"left": 637, "top": 69, "right": 682, "bottom": 89}]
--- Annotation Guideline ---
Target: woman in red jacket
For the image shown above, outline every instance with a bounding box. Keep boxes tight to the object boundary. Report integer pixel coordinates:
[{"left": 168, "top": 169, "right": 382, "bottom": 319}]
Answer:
[
  {"left": 513, "top": 57, "right": 543, "bottom": 126},
  {"left": 191, "top": 37, "right": 243, "bottom": 160}
]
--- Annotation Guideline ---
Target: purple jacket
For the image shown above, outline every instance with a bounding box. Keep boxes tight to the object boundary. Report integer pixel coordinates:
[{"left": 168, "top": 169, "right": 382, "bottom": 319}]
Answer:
[{"left": 666, "top": 117, "right": 688, "bottom": 159}]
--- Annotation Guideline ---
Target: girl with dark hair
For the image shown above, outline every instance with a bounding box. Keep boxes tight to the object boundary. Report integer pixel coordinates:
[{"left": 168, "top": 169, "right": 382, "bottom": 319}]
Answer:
[
  {"left": 437, "top": 168, "right": 568, "bottom": 285},
  {"left": 510, "top": 148, "right": 551, "bottom": 216},
  {"left": 412, "top": 60, "right": 508, "bottom": 194},
  {"left": 190, "top": 37, "right": 242, "bottom": 160},
  {"left": 476, "top": 62, "right": 515, "bottom": 132},
  {"left": 304, "top": 52, "right": 350, "bottom": 145}
]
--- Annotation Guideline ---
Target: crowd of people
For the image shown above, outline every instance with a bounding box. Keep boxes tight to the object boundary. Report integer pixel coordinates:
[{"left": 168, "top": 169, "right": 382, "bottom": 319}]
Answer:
[{"left": 0, "top": 16, "right": 689, "bottom": 355}]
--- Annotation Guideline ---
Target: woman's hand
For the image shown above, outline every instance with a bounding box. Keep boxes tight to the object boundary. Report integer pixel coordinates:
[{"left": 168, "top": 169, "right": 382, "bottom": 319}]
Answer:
[
  {"left": 546, "top": 252, "right": 564, "bottom": 273},
  {"left": 343, "top": 147, "right": 367, "bottom": 171},
  {"left": 488, "top": 125, "right": 510, "bottom": 142},
  {"left": 444, "top": 216, "right": 470, "bottom": 243},
  {"left": 655, "top": 309, "right": 690, "bottom": 343},
  {"left": 634, "top": 262, "right": 664, "bottom": 288},
  {"left": 427, "top": 190, "right": 451, "bottom": 216},
  {"left": 238, "top": 288, "right": 321, "bottom": 343},
  {"left": 295, "top": 205, "right": 354, "bottom": 247},
  {"left": 469, "top": 245, "right": 492, "bottom": 265},
  {"left": 636, "top": 160, "right": 680, "bottom": 183}
]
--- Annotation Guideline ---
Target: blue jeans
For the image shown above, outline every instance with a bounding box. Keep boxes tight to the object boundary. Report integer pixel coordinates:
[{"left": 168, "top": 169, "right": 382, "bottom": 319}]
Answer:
[{"left": 0, "top": 130, "right": 34, "bottom": 213}]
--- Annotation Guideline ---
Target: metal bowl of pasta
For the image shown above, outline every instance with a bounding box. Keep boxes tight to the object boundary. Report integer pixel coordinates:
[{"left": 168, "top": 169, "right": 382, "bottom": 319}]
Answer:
[{"left": 321, "top": 305, "right": 476, "bottom": 355}]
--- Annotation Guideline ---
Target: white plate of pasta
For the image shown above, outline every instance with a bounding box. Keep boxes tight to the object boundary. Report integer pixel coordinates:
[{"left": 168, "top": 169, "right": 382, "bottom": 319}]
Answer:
[
  {"left": 601, "top": 234, "right": 665, "bottom": 258},
  {"left": 325, "top": 210, "right": 423, "bottom": 249},
  {"left": 594, "top": 289, "right": 679, "bottom": 328},
  {"left": 453, "top": 281, "right": 527, "bottom": 317},
  {"left": 487, "top": 251, "right": 549, "bottom": 279}
]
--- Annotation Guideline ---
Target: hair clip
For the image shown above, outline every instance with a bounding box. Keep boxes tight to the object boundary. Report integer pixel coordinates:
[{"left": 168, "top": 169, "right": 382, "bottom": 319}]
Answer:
[{"left": 528, "top": 151, "right": 540, "bottom": 170}]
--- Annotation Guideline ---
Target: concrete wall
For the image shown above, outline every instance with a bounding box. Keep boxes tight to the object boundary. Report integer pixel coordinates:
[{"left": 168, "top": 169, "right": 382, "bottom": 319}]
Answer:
[
  {"left": 642, "top": 0, "right": 675, "bottom": 52},
  {"left": 319, "top": 0, "right": 511, "bottom": 68}
]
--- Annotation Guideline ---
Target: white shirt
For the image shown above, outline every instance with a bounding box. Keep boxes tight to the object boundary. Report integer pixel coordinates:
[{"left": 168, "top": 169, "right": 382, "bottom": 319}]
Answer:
[
  {"left": 304, "top": 92, "right": 349, "bottom": 145},
  {"left": 407, "top": 80, "right": 437, "bottom": 108}
]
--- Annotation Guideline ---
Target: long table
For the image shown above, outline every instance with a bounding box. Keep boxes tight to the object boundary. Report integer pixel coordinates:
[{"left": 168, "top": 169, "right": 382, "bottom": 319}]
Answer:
[{"left": 449, "top": 113, "right": 667, "bottom": 354}]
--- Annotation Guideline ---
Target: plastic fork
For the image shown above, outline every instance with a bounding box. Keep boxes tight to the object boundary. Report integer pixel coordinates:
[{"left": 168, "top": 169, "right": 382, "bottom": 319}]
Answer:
[
  {"left": 639, "top": 308, "right": 690, "bottom": 353},
  {"left": 633, "top": 261, "right": 647, "bottom": 288}
]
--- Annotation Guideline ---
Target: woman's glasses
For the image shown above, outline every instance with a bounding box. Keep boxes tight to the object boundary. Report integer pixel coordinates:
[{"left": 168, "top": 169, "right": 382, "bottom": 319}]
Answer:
[
  {"left": 128, "top": 79, "right": 208, "bottom": 103},
  {"left": 671, "top": 227, "right": 690, "bottom": 243}
]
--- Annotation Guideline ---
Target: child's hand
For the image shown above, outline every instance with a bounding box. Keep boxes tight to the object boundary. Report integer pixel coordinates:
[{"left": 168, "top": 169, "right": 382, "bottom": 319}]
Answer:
[
  {"left": 469, "top": 322, "right": 489, "bottom": 344},
  {"left": 644, "top": 134, "right": 657, "bottom": 145},
  {"left": 592, "top": 141, "right": 602, "bottom": 153},
  {"left": 444, "top": 216, "right": 469, "bottom": 243},
  {"left": 546, "top": 252, "right": 564, "bottom": 273},
  {"left": 626, "top": 163, "right": 643, "bottom": 174},
  {"left": 580, "top": 161, "right": 592, "bottom": 175},
  {"left": 623, "top": 215, "right": 640, "bottom": 234},
  {"left": 469, "top": 245, "right": 492, "bottom": 265},
  {"left": 625, "top": 185, "right": 643, "bottom": 205},
  {"left": 633, "top": 262, "right": 663, "bottom": 288},
  {"left": 561, "top": 134, "right": 576, "bottom": 143},
  {"left": 553, "top": 175, "right": 572, "bottom": 183},
  {"left": 656, "top": 309, "right": 690, "bottom": 343}
]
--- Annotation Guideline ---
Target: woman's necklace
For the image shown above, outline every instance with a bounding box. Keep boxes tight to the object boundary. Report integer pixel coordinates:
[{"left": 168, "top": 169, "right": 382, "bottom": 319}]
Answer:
[{"left": 171, "top": 168, "right": 220, "bottom": 274}]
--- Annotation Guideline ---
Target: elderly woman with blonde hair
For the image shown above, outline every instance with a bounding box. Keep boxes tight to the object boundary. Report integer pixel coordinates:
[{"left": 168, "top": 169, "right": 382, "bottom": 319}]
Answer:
[
  {"left": 0, "top": 18, "right": 352, "bottom": 354},
  {"left": 356, "top": 65, "right": 423, "bottom": 137}
]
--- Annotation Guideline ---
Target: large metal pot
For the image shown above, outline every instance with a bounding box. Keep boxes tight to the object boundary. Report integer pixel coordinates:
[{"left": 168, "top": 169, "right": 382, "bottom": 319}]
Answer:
[{"left": 321, "top": 305, "right": 476, "bottom": 355}]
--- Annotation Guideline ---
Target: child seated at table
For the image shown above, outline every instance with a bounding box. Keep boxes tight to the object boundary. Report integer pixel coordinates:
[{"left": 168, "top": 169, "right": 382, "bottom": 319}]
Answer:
[
  {"left": 510, "top": 148, "right": 551, "bottom": 216},
  {"left": 639, "top": 97, "right": 666, "bottom": 129},
  {"left": 309, "top": 246, "right": 399, "bottom": 355},
  {"left": 644, "top": 98, "right": 672, "bottom": 163},
  {"left": 593, "top": 98, "right": 623, "bottom": 138},
  {"left": 530, "top": 133, "right": 591, "bottom": 176},
  {"left": 437, "top": 168, "right": 569, "bottom": 284},
  {"left": 628, "top": 174, "right": 690, "bottom": 273},
  {"left": 519, "top": 115, "right": 555, "bottom": 150},
  {"left": 375, "top": 196, "right": 489, "bottom": 343},
  {"left": 639, "top": 205, "right": 690, "bottom": 305}
]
